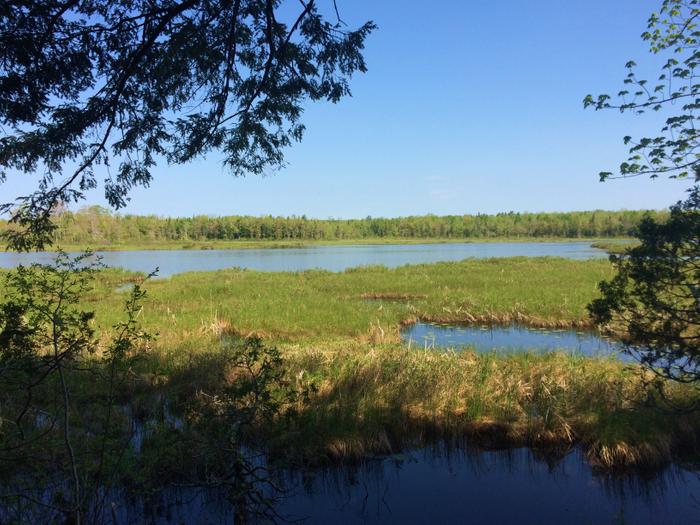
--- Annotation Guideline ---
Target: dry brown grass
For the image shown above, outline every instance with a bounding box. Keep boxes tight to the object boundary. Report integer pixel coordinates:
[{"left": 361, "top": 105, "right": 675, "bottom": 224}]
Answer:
[{"left": 272, "top": 340, "right": 700, "bottom": 469}]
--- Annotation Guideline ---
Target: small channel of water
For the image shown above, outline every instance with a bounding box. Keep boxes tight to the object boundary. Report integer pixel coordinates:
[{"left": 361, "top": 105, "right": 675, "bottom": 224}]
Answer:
[{"left": 402, "top": 322, "right": 629, "bottom": 359}]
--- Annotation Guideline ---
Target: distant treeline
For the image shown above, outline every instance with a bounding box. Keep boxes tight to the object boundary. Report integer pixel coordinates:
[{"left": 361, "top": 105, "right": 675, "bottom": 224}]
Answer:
[{"left": 0, "top": 206, "right": 668, "bottom": 244}]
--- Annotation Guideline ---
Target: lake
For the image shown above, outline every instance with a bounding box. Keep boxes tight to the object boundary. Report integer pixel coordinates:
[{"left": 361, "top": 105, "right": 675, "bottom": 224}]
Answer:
[{"left": 0, "top": 241, "right": 606, "bottom": 277}]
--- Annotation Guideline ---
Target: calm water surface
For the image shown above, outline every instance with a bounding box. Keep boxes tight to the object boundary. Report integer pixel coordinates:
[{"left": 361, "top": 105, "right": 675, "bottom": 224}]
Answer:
[
  {"left": 0, "top": 241, "right": 605, "bottom": 277},
  {"left": 276, "top": 447, "right": 699, "bottom": 525},
  {"left": 402, "top": 322, "right": 629, "bottom": 359},
  {"left": 115, "top": 446, "right": 699, "bottom": 524}
]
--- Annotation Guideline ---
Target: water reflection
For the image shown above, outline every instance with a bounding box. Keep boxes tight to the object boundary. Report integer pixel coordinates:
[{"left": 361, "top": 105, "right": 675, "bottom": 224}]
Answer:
[
  {"left": 3, "top": 444, "right": 697, "bottom": 524},
  {"left": 276, "top": 446, "right": 698, "bottom": 525}
]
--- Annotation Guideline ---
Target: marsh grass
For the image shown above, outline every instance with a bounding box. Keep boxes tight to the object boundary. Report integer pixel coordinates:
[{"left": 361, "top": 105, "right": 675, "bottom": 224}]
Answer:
[
  {"left": 3, "top": 257, "right": 698, "bottom": 472},
  {"left": 79, "top": 259, "right": 700, "bottom": 469},
  {"left": 146, "top": 336, "right": 699, "bottom": 470},
  {"left": 85, "top": 257, "right": 614, "bottom": 344},
  {"left": 590, "top": 240, "right": 640, "bottom": 254}
]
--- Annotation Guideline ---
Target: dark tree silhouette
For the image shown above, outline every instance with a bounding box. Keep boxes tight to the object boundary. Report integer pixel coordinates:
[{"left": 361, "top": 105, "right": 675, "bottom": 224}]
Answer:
[
  {"left": 0, "top": 0, "right": 374, "bottom": 249},
  {"left": 589, "top": 187, "right": 700, "bottom": 387}
]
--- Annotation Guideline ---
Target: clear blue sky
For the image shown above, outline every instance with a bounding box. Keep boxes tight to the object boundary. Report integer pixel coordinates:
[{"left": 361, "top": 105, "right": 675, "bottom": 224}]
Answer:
[{"left": 3, "top": 0, "right": 693, "bottom": 218}]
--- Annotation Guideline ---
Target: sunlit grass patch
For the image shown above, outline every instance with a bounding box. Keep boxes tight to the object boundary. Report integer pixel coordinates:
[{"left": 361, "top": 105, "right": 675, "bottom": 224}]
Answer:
[{"left": 83, "top": 257, "right": 614, "bottom": 345}]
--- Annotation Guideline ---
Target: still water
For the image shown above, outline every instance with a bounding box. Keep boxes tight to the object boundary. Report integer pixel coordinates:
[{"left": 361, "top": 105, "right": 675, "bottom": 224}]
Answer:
[
  {"left": 277, "top": 447, "right": 699, "bottom": 525},
  {"left": 0, "top": 241, "right": 605, "bottom": 277},
  {"left": 116, "top": 446, "right": 698, "bottom": 524},
  {"left": 402, "top": 322, "right": 629, "bottom": 359}
]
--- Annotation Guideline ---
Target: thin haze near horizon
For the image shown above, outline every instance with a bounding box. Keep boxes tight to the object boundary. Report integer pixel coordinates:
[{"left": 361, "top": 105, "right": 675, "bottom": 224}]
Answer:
[{"left": 2, "top": 0, "right": 693, "bottom": 219}]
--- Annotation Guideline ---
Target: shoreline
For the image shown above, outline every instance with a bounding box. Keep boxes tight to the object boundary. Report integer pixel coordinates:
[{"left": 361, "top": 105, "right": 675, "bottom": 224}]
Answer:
[{"left": 5, "top": 236, "right": 634, "bottom": 252}]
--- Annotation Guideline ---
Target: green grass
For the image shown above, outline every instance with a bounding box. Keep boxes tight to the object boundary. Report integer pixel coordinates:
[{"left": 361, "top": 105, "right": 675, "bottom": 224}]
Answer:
[
  {"left": 590, "top": 239, "right": 640, "bottom": 254},
  {"left": 86, "top": 257, "right": 613, "bottom": 344}
]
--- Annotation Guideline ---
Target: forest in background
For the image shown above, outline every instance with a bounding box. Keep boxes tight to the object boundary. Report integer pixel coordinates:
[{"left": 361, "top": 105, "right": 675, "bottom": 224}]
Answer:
[{"left": 0, "top": 206, "right": 668, "bottom": 244}]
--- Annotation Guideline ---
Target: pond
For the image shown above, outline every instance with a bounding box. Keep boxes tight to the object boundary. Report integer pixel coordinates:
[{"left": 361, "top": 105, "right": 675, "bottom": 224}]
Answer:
[
  {"left": 92, "top": 446, "right": 700, "bottom": 524},
  {"left": 402, "top": 322, "right": 630, "bottom": 359},
  {"left": 0, "top": 241, "right": 605, "bottom": 277}
]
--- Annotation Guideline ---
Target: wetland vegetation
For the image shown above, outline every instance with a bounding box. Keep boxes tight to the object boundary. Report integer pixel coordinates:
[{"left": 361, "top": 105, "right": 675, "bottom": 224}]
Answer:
[
  {"left": 589, "top": 239, "right": 641, "bottom": 254},
  {"left": 2, "top": 257, "right": 697, "bottom": 480},
  {"left": 97, "top": 258, "right": 700, "bottom": 469}
]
